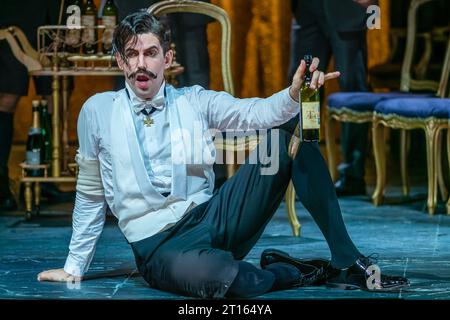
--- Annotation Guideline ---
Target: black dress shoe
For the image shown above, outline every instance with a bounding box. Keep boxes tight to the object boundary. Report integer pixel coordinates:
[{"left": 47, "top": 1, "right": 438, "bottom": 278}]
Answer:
[
  {"left": 334, "top": 177, "right": 366, "bottom": 197},
  {"left": 261, "top": 248, "right": 330, "bottom": 286},
  {"left": 326, "top": 255, "right": 410, "bottom": 291}
]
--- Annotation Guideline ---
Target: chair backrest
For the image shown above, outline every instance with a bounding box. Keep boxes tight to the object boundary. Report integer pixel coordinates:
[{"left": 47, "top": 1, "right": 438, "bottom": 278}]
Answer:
[
  {"left": 147, "top": 0, "right": 234, "bottom": 95},
  {"left": 438, "top": 34, "right": 450, "bottom": 98},
  {"left": 400, "top": 0, "right": 448, "bottom": 93}
]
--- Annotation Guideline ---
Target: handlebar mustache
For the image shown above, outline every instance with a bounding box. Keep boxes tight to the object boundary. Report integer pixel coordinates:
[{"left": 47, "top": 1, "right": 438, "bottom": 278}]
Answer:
[{"left": 128, "top": 68, "right": 157, "bottom": 80}]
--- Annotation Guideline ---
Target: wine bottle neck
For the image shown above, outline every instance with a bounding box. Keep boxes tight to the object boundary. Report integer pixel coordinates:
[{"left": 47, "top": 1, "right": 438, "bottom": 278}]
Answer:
[
  {"left": 304, "top": 72, "right": 312, "bottom": 83},
  {"left": 303, "top": 55, "right": 313, "bottom": 83},
  {"left": 32, "top": 107, "right": 41, "bottom": 129}
]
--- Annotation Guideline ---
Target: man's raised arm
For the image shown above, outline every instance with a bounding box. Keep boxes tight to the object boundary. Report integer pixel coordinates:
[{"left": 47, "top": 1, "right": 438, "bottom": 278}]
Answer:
[{"left": 195, "top": 58, "right": 340, "bottom": 131}]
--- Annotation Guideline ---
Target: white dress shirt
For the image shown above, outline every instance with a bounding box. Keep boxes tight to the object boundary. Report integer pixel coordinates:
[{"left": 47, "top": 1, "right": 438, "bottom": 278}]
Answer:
[
  {"left": 64, "top": 83, "right": 299, "bottom": 277},
  {"left": 127, "top": 82, "right": 172, "bottom": 194}
]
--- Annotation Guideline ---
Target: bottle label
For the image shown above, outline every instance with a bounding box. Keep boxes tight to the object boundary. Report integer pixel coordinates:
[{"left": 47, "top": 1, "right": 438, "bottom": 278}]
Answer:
[
  {"left": 82, "top": 15, "right": 95, "bottom": 26},
  {"left": 65, "top": 29, "right": 81, "bottom": 46},
  {"left": 102, "top": 16, "right": 116, "bottom": 27},
  {"left": 28, "top": 128, "right": 41, "bottom": 135},
  {"left": 102, "top": 16, "right": 116, "bottom": 51},
  {"left": 26, "top": 150, "right": 41, "bottom": 165},
  {"left": 301, "top": 102, "right": 320, "bottom": 129},
  {"left": 81, "top": 15, "right": 96, "bottom": 44}
]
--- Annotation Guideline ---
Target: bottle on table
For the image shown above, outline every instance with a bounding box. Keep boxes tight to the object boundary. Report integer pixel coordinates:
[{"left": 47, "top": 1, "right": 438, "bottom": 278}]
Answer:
[
  {"left": 39, "top": 100, "right": 52, "bottom": 165},
  {"left": 101, "top": 0, "right": 117, "bottom": 55},
  {"left": 81, "top": 0, "right": 98, "bottom": 54},
  {"left": 299, "top": 54, "right": 320, "bottom": 142},
  {"left": 64, "top": 0, "right": 83, "bottom": 53},
  {"left": 26, "top": 101, "right": 45, "bottom": 177}
]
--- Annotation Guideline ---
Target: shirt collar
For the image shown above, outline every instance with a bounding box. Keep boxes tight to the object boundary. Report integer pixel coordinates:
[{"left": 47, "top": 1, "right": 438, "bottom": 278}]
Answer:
[{"left": 125, "top": 81, "right": 166, "bottom": 114}]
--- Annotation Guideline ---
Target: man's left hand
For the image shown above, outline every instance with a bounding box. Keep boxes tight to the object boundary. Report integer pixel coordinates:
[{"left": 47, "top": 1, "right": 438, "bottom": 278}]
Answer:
[{"left": 289, "top": 57, "right": 340, "bottom": 102}]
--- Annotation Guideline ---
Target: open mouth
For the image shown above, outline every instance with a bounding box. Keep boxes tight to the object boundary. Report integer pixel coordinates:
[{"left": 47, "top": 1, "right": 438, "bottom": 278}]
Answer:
[
  {"left": 136, "top": 74, "right": 150, "bottom": 82},
  {"left": 135, "top": 74, "right": 150, "bottom": 89}
]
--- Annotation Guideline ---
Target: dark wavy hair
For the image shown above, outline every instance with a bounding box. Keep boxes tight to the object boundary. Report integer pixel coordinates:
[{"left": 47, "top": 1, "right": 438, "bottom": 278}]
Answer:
[{"left": 112, "top": 10, "right": 171, "bottom": 64}]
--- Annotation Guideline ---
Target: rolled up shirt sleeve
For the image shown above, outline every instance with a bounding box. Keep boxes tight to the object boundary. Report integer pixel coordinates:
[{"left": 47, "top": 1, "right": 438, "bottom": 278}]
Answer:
[
  {"left": 64, "top": 99, "right": 106, "bottom": 277},
  {"left": 64, "top": 192, "right": 106, "bottom": 277},
  {"left": 193, "top": 85, "right": 299, "bottom": 131}
]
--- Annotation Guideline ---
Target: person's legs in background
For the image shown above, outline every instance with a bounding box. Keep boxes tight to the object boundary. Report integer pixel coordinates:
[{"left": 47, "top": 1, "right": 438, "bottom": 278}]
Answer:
[
  {"left": 288, "top": 2, "right": 331, "bottom": 82},
  {"left": 0, "top": 27, "right": 30, "bottom": 212},
  {"left": 0, "top": 93, "right": 20, "bottom": 211},
  {"left": 0, "top": 0, "right": 74, "bottom": 212},
  {"left": 330, "top": 31, "right": 369, "bottom": 196},
  {"left": 290, "top": 0, "right": 369, "bottom": 196}
]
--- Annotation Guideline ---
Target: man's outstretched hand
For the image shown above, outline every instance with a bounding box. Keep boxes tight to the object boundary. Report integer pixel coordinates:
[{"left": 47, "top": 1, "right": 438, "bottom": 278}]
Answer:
[
  {"left": 37, "top": 268, "right": 82, "bottom": 282},
  {"left": 289, "top": 57, "right": 340, "bottom": 102}
]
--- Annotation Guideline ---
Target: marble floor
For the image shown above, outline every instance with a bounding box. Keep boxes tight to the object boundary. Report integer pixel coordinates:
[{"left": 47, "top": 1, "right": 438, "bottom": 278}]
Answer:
[{"left": 1, "top": 186, "right": 450, "bottom": 301}]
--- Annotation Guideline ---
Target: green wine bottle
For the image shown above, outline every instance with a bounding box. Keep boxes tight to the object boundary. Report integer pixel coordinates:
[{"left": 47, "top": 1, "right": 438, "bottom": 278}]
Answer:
[
  {"left": 39, "top": 100, "right": 52, "bottom": 164},
  {"left": 26, "top": 101, "right": 45, "bottom": 176},
  {"left": 101, "top": 0, "right": 117, "bottom": 55},
  {"left": 299, "top": 55, "right": 320, "bottom": 142},
  {"left": 81, "top": 0, "right": 98, "bottom": 54},
  {"left": 64, "top": 0, "right": 83, "bottom": 53}
]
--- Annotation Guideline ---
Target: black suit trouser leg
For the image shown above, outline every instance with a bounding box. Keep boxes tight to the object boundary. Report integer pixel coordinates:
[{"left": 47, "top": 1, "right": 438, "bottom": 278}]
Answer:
[{"left": 134, "top": 118, "right": 361, "bottom": 298}]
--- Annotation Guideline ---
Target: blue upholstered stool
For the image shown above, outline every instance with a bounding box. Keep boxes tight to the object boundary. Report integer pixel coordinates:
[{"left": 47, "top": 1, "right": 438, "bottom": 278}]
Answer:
[
  {"left": 325, "top": 91, "right": 431, "bottom": 181},
  {"left": 372, "top": 97, "right": 450, "bottom": 214},
  {"left": 328, "top": 92, "right": 431, "bottom": 113},
  {"left": 375, "top": 97, "right": 450, "bottom": 119}
]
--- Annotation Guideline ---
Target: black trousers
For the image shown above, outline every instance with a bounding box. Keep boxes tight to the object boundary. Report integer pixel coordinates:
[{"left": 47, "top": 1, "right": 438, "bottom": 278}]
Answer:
[
  {"left": 130, "top": 117, "right": 361, "bottom": 298},
  {"left": 289, "top": 0, "right": 369, "bottom": 181}
]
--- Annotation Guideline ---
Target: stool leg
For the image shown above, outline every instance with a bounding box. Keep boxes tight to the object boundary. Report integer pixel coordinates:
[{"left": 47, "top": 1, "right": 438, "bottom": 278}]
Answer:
[
  {"left": 25, "top": 182, "right": 32, "bottom": 220},
  {"left": 425, "top": 124, "right": 439, "bottom": 215},
  {"left": 34, "top": 182, "right": 41, "bottom": 216},
  {"left": 285, "top": 181, "right": 301, "bottom": 237},
  {"left": 400, "top": 129, "right": 410, "bottom": 197},
  {"left": 436, "top": 132, "right": 448, "bottom": 202},
  {"left": 325, "top": 110, "right": 338, "bottom": 182},
  {"left": 62, "top": 76, "right": 70, "bottom": 173},
  {"left": 372, "top": 118, "right": 386, "bottom": 206},
  {"left": 446, "top": 129, "right": 450, "bottom": 214}
]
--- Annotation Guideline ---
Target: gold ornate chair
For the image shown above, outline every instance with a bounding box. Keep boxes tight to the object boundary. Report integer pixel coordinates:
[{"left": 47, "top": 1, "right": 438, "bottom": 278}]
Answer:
[
  {"left": 372, "top": 31, "right": 450, "bottom": 214},
  {"left": 148, "top": 0, "right": 301, "bottom": 236},
  {"left": 325, "top": 0, "right": 443, "bottom": 196}
]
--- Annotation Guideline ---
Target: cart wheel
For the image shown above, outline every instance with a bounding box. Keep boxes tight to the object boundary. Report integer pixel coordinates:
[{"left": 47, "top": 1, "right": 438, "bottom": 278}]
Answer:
[{"left": 25, "top": 211, "right": 32, "bottom": 220}]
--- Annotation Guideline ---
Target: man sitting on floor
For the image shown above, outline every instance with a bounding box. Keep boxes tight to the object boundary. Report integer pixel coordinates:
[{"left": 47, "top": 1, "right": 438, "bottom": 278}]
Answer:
[{"left": 37, "top": 11, "right": 409, "bottom": 298}]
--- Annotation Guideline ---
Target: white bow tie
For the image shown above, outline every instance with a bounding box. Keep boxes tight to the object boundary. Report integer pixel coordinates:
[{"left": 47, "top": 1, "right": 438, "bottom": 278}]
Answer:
[
  {"left": 126, "top": 88, "right": 165, "bottom": 115},
  {"left": 133, "top": 96, "right": 165, "bottom": 115}
]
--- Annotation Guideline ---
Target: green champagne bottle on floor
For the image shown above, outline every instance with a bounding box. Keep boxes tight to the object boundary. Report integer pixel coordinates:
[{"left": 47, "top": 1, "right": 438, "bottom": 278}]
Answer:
[
  {"left": 81, "top": 0, "right": 98, "bottom": 54},
  {"left": 101, "top": 0, "right": 117, "bottom": 55},
  {"left": 39, "top": 100, "right": 52, "bottom": 164},
  {"left": 26, "top": 101, "right": 45, "bottom": 177},
  {"left": 299, "top": 55, "right": 320, "bottom": 142}
]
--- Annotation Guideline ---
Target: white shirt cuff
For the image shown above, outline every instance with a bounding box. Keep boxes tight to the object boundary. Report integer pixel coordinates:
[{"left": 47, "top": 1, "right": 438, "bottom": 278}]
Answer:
[
  {"left": 64, "top": 254, "right": 87, "bottom": 277},
  {"left": 282, "top": 87, "right": 300, "bottom": 116}
]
